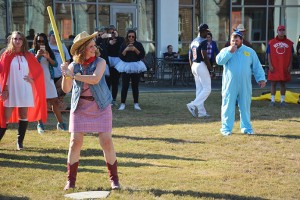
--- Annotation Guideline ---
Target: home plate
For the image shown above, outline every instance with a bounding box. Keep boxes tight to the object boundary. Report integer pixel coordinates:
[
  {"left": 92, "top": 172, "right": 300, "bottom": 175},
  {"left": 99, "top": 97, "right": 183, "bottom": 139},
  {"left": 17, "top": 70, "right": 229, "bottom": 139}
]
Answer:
[{"left": 64, "top": 191, "right": 110, "bottom": 199}]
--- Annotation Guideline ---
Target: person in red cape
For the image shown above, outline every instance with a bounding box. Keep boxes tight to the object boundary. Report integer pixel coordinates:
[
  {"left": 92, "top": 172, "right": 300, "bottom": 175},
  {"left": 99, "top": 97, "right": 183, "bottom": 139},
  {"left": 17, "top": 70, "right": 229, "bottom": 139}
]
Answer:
[
  {"left": 267, "top": 25, "right": 294, "bottom": 107},
  {"left": 0, "top": 31, "right": 47, "bottom": 150}
]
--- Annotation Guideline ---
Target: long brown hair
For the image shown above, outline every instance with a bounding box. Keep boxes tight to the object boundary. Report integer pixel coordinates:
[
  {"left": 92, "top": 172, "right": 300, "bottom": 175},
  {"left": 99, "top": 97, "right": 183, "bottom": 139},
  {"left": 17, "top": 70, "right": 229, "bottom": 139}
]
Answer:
[
  {"left": 124, "top": 29, "right": 137, "bottom": 46},
  {"left": 32, "top": 33, "right": 56, "bottom": 61},
  {"left": 6, "top": 31, "right": 28, "bottom": 54},
  {"left": 73, "top": 38, "right": 100, "bottom": 65}
]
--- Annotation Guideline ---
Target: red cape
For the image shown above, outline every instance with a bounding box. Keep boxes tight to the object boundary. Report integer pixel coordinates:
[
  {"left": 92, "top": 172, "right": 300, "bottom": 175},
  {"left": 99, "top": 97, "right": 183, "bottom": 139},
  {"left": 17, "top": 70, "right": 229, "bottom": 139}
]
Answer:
[{"left": 0, "top": 51, "right": 47, "bottom": 128}]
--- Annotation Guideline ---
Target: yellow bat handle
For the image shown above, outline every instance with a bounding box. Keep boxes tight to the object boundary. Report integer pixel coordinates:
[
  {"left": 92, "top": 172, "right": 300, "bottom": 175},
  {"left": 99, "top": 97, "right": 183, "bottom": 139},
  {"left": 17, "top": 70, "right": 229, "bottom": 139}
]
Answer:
[{"left": 47, "top": 6, "right": 66, "bottom": 63}]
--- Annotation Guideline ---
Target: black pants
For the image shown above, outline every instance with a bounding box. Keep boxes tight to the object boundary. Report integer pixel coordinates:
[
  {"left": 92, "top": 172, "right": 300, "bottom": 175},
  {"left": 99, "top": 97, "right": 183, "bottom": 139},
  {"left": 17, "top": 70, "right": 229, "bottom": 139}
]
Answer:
[
  {"left": 121, "top": 73, "right": 140, "bottom": 104},
  {"left": 106, "top": 67, "right": 120, "bottom": 101}
]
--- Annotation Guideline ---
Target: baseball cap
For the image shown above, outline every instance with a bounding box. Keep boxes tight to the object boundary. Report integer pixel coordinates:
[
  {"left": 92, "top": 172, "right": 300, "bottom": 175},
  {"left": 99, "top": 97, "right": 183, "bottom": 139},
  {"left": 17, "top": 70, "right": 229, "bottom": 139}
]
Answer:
[
  {"left": 95, "top": 26, "right": 108, "bottom": 32},
  {"left": 277, "top": 25, "right": 285, "bottom": 31},
  {"left": 232, "top": 30, "right": 243, "bottom": 38},
  {"left": 108, "top": 25, "right": 116, "bottom": 30},
  {"left": 49, "top": 30, "right": 54, "bottom": 36},
  {"left": 198, "top": 23, "right": 210, "bottom": 31}
]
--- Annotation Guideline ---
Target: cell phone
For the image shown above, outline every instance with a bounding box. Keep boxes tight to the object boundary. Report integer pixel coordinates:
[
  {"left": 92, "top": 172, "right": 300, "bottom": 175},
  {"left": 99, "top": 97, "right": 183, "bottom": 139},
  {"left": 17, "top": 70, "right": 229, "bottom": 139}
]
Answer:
[{"left": 40, "top": 45, "right": 45, "bottom": 51}]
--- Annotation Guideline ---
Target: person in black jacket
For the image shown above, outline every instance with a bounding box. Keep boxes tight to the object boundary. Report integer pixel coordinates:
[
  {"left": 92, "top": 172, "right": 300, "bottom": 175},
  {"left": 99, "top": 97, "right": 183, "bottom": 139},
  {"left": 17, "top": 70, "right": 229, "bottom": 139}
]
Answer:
[
  {"left": 106, "top": 25, "right": 124, "bottom": 106},
  {"left": 115, "top": 29, "right": 146, "bottom": 110},
  {"left": 95, "top": 27, "right": 110, "bottom": 86}
]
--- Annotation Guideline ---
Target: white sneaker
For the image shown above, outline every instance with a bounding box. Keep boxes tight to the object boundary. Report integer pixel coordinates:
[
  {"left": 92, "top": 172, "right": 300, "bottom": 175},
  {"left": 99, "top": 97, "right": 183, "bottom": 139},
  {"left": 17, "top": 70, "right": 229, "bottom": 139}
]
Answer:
[
  {"left": 186, "top": 103, "right": 197, "bottom": 117},
  {"left": 198, "top": 114, "right": 211, "bottom": 118},
  {"left": 118, "top": 103, "right": 126, "bottom": 110},
  {"left": 134, "top": 103, "right": 141, "bottom": 110},
  {"left": 221, "top": 132, "right": 232, "bottom": 136},
  {"left": 244, "top": 131, "right": 254, "bottom": 135}
]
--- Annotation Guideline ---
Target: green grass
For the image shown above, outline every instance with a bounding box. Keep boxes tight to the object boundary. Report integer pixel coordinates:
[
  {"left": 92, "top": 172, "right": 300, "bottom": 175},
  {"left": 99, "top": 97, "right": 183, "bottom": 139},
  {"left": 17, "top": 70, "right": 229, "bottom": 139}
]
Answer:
[{"left": 1, "top": 89, "right": 300, "bottom": 200}]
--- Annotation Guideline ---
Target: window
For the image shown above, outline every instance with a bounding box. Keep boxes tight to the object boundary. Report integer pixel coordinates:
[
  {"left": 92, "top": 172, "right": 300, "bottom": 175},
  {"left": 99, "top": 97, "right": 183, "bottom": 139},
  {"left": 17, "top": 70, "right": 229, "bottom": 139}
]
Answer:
[{"left": 232, "top": 7, "right": 267, "bottom": 41}]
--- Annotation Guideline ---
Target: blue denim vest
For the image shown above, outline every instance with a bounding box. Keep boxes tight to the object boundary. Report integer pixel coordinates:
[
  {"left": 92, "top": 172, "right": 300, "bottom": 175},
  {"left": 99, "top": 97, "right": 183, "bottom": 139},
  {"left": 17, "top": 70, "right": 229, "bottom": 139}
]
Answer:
[{"left": 71, "top": 57, "right": 112, "bottom": 112}]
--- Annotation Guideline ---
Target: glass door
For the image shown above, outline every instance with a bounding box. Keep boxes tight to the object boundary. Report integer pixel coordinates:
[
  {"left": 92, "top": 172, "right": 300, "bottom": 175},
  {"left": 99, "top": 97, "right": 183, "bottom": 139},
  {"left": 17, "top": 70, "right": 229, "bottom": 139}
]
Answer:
[{"left": 110, "top": 5, "right": 137, "bottom": 37}]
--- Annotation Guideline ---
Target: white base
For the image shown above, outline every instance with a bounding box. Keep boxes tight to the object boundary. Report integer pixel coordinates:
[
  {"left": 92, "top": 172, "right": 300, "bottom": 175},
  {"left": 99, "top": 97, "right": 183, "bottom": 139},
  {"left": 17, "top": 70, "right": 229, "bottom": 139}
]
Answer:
[{"left": 64, "top": 191, "right": 110, "bottom": 199}]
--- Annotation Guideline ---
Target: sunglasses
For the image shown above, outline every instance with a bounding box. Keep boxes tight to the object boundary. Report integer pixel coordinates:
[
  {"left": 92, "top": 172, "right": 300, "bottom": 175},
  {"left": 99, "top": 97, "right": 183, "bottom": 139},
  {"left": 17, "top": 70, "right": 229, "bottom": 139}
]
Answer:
[
  {"left": 278, "top": 29, "right": 285, "bottom": 31},
  {"left": 13, "top": 37, "right": 23, "bottom": 41},
  {"left": 128, "top": 35, "right": 135, "bottom": 38},
  {"left": 37, "top": 40, "right": 44, "bottom": 43}
]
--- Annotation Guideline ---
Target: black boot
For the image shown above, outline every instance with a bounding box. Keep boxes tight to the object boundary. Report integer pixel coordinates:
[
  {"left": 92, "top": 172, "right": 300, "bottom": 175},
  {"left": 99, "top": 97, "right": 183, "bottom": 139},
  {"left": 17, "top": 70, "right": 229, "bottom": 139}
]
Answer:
[
  {"left": 0, "top": 127, "right": 7, "bottom": 141},
  {"left": 17, "top": 120, "right": 28, "bottom": 150}
]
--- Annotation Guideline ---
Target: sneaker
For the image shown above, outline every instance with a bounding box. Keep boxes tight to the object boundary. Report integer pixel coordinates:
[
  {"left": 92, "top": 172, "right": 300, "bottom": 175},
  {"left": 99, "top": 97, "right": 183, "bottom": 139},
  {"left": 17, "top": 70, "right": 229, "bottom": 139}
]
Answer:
[
  {"left": 118, "top": 103, "right": 126, "bottom": 110},
  {"left": 37, "top": 123, "right": 45, "bottom": 134},
  {"left": 244, "top": 131, "right": 254, "bottom": 135},
  {"left": 134, "top": 103, "right": 141, "bottom": 110},
  {"left": 17, "top": 142, "right": 23, "bottom": 151},
  {"left": 186, "top": 103, "right": 197, "bottom": 117},
  {"left": 221, "top": 132, "right": 232, "bottom": 136},
  {"left": 111, "top": 100, "right": 118, "bottom": 107},
  {"left": 140, "top": 77, "right": 145, "bottom": 82},
  {"left": 269, "top": 101, "right": 275, "bottom": 107},
  {"left": 280, "top": 101, "right": 287, "bottom": 107},
  {"left": 198, "top": 114, "right": 211, "bottom": 118},
  {"left": 57, "top": 122, "right": 67, "bottom": 131}
]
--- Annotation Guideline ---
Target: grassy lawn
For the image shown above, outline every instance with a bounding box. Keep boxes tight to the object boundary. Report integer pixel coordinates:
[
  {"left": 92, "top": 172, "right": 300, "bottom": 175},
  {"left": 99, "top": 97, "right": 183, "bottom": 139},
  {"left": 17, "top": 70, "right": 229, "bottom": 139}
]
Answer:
[{"left": 0, "top": 89, "right": 300, "bottom": 200}]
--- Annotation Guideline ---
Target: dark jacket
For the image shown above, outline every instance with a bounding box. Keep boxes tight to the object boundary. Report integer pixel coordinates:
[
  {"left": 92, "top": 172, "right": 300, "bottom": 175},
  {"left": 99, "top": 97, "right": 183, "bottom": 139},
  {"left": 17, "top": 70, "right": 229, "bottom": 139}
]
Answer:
[{"left": 119, "top": 41, "right": 145, "bottom": 62}]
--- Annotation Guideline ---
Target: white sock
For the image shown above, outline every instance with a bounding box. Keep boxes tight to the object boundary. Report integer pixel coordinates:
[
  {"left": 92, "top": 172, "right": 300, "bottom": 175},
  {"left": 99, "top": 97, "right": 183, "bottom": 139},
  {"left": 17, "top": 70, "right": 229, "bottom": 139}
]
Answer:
[
  {"left": 281, "top": 95, "right": 285, "bottom": 102},
  {"left": 271, "top": 95, "right": 275, "bottom": 102}
]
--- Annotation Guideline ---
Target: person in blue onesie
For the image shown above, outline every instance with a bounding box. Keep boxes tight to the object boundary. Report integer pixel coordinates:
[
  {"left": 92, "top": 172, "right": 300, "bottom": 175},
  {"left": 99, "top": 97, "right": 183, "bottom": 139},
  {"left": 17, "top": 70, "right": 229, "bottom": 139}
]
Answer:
[{"left": 216, "top": 31, "right": 266, "bottom": 136}]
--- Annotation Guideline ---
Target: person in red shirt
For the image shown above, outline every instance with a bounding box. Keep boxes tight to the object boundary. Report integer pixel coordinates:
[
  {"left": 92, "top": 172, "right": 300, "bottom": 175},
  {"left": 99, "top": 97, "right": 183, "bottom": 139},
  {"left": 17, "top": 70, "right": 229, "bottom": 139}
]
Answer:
[{"left": 267, "top": 25, "right": 294, "bottom": 107}]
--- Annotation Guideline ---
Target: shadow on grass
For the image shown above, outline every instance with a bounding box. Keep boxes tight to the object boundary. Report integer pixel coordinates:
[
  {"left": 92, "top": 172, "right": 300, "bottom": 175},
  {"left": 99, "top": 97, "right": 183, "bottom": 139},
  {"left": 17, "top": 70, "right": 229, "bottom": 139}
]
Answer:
[
  {"left": 149, "top": 188, "right": 268, "bottom": 200},
  {"left": 1, "top": 147, "right": 197, "bottom": 172},
  {"left": 125, "top": 188, "right": 267, "bottom": 200},
  {"left": 112, "top": 134, "right": 204, "bottom": 144},
  {"left": 0, "top": 195, "right": 30, "bottom": 200},
  {"left": 117, "top": 152, "right": 204, "bottom": 162},
  {"left": 257, "top": 133, "right": 300, "bottom": 139}
]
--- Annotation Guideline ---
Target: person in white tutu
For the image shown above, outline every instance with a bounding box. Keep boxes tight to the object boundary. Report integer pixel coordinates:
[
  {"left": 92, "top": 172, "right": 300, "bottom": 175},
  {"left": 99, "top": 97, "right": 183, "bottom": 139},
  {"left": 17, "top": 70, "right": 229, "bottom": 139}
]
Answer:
[
  {"left": 115, "top": 29, "right": 146, "bottom": 110},
  {"left": 106, "top": 25, "right": 124, "bottom": 106}
]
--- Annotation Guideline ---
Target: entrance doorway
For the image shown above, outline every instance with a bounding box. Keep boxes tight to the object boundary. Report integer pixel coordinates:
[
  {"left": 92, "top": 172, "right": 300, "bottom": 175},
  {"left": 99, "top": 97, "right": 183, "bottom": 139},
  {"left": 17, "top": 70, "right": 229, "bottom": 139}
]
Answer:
[{"left": 110, "top": 5, "right": 137, "bottom": 37}]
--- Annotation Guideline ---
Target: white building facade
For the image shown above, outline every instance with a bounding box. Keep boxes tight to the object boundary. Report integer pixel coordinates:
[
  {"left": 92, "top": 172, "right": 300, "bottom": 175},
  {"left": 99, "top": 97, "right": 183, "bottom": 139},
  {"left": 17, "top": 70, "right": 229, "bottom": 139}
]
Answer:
[{"left": 1, "top": 0, "right": 300, "bottom": 65}]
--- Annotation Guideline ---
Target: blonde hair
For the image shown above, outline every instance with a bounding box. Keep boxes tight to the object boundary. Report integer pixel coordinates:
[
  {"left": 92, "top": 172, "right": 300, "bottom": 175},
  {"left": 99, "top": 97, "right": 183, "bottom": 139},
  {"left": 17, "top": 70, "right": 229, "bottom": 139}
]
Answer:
[
  {"left": 73, "top": 38, "right": 100, "bottom": 65},
  {"left": 6, "top": 31, "right": 28, "bottom": 54}
]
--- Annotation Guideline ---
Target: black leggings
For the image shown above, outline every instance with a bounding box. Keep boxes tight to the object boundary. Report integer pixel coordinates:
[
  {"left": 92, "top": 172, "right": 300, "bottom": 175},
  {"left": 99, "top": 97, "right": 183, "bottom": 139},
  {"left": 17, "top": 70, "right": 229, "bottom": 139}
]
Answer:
[
  {"left": 106, "top": 67, "right": 120, "bottom": 101},
  {"left": 121, "top": 73, "right": 141, "bottom": 104}
]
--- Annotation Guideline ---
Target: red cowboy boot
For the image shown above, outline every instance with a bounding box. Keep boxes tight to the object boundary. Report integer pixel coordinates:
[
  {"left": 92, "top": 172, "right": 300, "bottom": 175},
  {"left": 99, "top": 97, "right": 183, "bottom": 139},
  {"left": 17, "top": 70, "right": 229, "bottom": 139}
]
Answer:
[
  {"left": 106, "top": 160, "right": 120, "bottom": 190},
  {"left": 64, "top": 162, "right": 79, "bottom": 190}
]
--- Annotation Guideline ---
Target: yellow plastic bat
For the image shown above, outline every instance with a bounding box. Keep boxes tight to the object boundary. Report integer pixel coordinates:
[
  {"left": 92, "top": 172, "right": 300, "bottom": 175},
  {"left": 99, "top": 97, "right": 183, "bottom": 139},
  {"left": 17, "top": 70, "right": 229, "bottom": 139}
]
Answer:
[{"left": 47, "top": 6, "right": 66, "bottom": 63}]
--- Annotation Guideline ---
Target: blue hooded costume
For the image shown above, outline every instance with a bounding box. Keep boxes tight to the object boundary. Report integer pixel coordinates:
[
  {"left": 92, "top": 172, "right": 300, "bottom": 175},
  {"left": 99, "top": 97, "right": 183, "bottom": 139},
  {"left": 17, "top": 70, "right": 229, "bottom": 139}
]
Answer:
[{"left": 216, "top": 43, "right": 266, "bottom": 135}]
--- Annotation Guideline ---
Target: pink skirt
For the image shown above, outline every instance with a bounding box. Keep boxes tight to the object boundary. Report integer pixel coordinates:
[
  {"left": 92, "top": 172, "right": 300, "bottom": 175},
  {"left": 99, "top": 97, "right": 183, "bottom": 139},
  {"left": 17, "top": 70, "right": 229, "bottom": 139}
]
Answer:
[{"left": 69, "top": 98, "right": 112, "bottom": 133}]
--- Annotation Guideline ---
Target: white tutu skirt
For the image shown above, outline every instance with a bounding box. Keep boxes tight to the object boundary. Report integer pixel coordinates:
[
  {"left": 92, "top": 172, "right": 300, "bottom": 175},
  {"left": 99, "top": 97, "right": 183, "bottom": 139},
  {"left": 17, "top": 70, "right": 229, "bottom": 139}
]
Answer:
[
  {"left": 108, "top": 56, "right": 121, "bottom": 67},
  {"left": 115, "top": 60, "right": 147, "bottom": 73}
]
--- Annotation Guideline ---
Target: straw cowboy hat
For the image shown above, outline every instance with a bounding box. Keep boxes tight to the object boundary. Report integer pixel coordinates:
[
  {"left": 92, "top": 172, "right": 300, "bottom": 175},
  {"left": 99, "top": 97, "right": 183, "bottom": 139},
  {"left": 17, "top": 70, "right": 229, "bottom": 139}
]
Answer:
[
  {"left": 236, "top": 24, "right": 246, "bottom": 32},
  {"left": 70, "top": 31, "right": 98, "bottom": 55}
]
